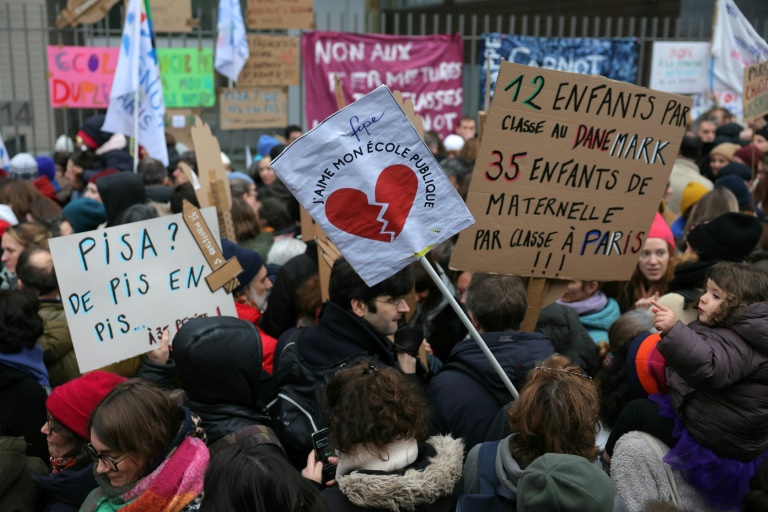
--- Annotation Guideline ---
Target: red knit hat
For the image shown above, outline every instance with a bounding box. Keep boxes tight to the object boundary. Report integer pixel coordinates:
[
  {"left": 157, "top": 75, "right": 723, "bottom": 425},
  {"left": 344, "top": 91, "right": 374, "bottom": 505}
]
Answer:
[
  {"left": 648, "top": 212, "right": 675, "bottom": 248},
  {"left": 46, "top": 371, "right": 126, "bottom": 440}
]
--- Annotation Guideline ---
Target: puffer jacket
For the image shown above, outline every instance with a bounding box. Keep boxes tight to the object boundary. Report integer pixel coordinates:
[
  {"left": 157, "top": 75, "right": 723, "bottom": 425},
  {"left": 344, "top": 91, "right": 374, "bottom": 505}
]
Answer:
[{"left": 658, "top": 302, "right": 768, "bottom": 460}]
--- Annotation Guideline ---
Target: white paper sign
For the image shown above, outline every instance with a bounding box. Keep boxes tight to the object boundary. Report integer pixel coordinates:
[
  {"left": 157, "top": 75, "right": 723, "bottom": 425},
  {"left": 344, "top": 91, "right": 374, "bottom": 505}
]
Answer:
[
  {"left": 649, "top": 42, "right": 710, "bottom": 94},
  {"left": 48, "top": 208, "right": 237, "bottom": 372},
  {"left": 272, "top": 85, "right": 475, "bottom": 286}
]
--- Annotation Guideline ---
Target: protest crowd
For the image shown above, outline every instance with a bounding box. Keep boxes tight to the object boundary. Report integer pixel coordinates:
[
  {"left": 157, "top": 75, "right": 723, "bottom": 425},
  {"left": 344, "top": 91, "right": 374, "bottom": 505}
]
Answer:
[{"left": 4, "top": 0, "right": 768, "bottom": 510}]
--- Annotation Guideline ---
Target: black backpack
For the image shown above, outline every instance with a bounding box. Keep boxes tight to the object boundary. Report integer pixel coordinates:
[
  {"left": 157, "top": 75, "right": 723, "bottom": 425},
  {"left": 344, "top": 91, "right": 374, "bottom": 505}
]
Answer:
[{"left": 268, "top": 328, "right": 375, "bottom": 467}]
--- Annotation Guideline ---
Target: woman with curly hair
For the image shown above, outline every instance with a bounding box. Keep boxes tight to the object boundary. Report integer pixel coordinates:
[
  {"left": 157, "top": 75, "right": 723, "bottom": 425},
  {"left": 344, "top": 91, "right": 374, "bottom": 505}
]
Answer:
[{"left": 303, "top": 360, "right": 463, "bottom": 512}]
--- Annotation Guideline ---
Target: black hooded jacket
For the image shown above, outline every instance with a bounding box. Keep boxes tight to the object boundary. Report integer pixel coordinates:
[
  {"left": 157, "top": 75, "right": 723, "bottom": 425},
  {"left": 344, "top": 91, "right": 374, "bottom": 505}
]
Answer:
[
  {"left": 95, "top": 173, "right": 146, "bottom": 226},
  {"left": 427, "top": 331, "right": 555, "bottom": 450},
  {"left": 172, "top": 317, "right": 275, "bottom": 448}
]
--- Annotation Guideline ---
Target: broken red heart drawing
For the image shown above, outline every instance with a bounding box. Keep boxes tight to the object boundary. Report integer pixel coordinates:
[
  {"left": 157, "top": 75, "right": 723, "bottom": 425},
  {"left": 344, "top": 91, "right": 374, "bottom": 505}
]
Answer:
[{"left": 325, "top": 164, "right": 418, "bottom": 242}]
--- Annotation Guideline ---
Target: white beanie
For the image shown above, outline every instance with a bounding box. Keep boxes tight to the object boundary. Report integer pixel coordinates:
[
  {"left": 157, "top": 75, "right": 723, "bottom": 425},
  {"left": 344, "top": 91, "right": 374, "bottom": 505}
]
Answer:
[
  {"left": 8, "top": 153, "right": 38, "bottom": 180},
  {"left": 54, "top": 134, "right": 75, "bottom": 153},
  {"left": 443, "top": 134, "right": 465, "bottom": 152}
]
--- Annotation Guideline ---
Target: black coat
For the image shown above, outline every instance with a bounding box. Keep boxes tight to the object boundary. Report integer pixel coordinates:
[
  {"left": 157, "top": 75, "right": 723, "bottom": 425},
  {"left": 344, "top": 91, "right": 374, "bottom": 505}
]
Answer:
[
  {"left": 535, "top": 303, "right": 601, "bottom": 377},
  {"left": 0, "top": 364, "right": 48, "bottom": 461},
  {"left": 32, "top": 459, "right": 97, "bottom": 512},
  {"left": 427, "top": 331, "right": 555, "bottom": 450},
  {"left": 274, "top": 300, "right": 399, "bottom": 376}
]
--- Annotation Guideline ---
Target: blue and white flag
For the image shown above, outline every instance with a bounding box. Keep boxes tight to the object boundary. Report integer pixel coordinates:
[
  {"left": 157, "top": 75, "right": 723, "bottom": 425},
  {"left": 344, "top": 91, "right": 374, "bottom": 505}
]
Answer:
[
  {"left": 711, "top": 0, "right": 768, "bottom": 92},
  {"left": 215, "top": 0, "right": 250, "bottom": 83},
  {"left": 0, "top": 132, "right": 8, "bottom": 171},
  {"left": 103, "top": 0, "right": 168, "bottom": 165}
]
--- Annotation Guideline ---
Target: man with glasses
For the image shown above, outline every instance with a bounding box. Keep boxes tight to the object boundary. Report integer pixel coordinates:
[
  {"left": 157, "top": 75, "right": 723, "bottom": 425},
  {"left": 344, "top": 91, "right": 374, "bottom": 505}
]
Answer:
[
  {"left": 426, "top": 273, "right": 556, "bottom": 450},
  {"left": 273, "top": 257, "right": 418, "bottom": 378}
]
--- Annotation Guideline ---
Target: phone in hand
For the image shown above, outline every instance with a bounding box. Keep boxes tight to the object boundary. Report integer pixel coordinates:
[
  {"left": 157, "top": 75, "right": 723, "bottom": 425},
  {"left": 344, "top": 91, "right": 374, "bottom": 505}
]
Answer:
[{"left": 311, "top": 428, "right": 337, "bottom": 483}]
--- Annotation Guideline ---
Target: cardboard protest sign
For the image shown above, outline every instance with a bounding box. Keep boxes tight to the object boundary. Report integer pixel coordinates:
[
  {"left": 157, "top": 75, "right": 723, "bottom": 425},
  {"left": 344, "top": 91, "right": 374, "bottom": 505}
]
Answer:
[
  {"left": 302, "top": 32, "right": 463, "bottom": 138},
  {"left": 56, "top": 0, "right": 121, "bottom": 28},
  {"left": 47, "top": 46, "right": 119, "bottom": 108},
  {"left": 238, "top": 35, "right": 300, "bottom": 86},
  {"left": 219, "top": 87, "right": 288, "bottom": 130},
  {"left": 163, "top": 108, "right": 199, "bottom": 149},
  {"left": 271, "top": 85, "right": 474, "bottom": 286},
  {"left": 743, "top": 62, "right": 768, "bottom": 123},
  {"left": 450, "top": 61, "right": 691, "bottom": 282},
  {"left": 150, "top": 0, "right": 194, "bottom": 33},
  {"left": 247, "top": 0, "right": 313, "bottom": 30},
  {"left": 157, "top": 48, "right": 215, "bottom": 108},
  {"left": 649, "top": 42, "right": 710, "bottom": 94},
  {"left": 48, "top": 208, "right": 237, "bottom": 373}
]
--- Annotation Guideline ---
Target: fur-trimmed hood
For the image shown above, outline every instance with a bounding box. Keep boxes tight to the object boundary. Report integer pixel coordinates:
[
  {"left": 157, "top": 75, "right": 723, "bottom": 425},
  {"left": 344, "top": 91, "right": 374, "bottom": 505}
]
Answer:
[{"left": 335, "top": 435, "right": 464, "bottom": 511}]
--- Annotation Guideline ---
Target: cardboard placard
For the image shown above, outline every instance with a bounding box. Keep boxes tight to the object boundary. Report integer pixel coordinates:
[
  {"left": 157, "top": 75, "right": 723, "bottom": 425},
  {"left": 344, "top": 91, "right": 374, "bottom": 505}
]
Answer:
[
  {"left": 450, "top": 61, "right": 691, "bottom": 282},
  {"left": 48, "top": 208, "right": 237, "bottom": 373},
  {"left": 150, "top": 0, "right": 194, "bottom": 33},
  {"left": 238, "top": 35, "right": 300, "bottom": 86},
  {"left": 56, "top": 0, "right": 121, "bottom": 28},
  {"left": 163, "top": 108, "right": 200, "bottom": 150},
  {"left": 247, "top": 0, "right": 313, "bottom": 30},
  {"left": 47, "top": 46, "right": 118, "bottom": 108},
  {"left": 158, "top": 48, "right": 215, "bottom": 108},
  {"left": 743, "top": 61, "right": 768, "bottom": 123},
  {"left": 219, "top": 87, "right": 288, "bottom": 130}
]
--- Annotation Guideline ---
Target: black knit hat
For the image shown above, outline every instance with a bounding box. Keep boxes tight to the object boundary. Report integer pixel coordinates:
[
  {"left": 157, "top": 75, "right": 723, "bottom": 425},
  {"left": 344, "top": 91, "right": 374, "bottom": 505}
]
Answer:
[
  {"left": 687, "top": 212, "right": 761, "bottom": 262},
  {"left": 717, "top": 162, "right": 752, "bottom": 182}
]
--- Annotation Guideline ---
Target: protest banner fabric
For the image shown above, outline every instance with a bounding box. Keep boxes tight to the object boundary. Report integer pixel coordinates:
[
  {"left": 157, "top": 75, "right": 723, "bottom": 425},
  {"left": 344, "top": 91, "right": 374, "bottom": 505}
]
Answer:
[
  {"left": 480, "top": 35, "right": 640, "bottom": 107},
  {"left": 158, "top": 48, "right": 215, "bottom": 108},
  {"left": 649, "top": 42, "right": 710, "bottom": 94},
  {"left": 711, "top": 0, "right": 768, "bottom": 93},
  {"left": 103, "top": 0, "right": 168, "bottom": 165},
  {"left": 48, "top": 207, "right": 237, "bottom": 373},
  {"left": 238, "top": 35, "right": 300, "bottom": 86},
  {"left": 247, "top": 0, "right": 313, "bottom": 30},
  {"left": 215, "top": 0, "right": 249, "bottom": 82},
  {"left": 302, "top": 31, "right": 463, "bottom": 139},
  {"left": 0, "top": 132, "right": 8, "bottom": 170},
  {"left": 47, "top": 46, "right": 119, "bottom": 108},
  {"left": 743, "top": 62, "right": 768, "bottom": 123},
  {"left": 450, "top": 62, "right": 691, "bottom": 282},
  {"left": 150, "top": 0, "right": 193, "bottom": 32},
  {"left": 219, "top": 87, "right": 288, "bottom": 130},
  {"left": 272, "top": 85, "right": 474, "bottom": 286}
]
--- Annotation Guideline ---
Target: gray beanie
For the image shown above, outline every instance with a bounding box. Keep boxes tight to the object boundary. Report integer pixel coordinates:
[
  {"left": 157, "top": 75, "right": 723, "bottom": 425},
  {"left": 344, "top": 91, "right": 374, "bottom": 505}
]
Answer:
[
  {"left": 517, "top": 453, "right": 615, "bottom": 512},
  {"left": 8, "top": 153, "right": 38, "bottom": 180}
]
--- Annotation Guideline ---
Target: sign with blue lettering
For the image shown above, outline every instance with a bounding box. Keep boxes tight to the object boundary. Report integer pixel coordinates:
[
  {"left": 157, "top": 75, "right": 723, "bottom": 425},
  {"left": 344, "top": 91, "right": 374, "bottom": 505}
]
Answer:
[{"left": 48, "top": 207, "right": 237, "bottom": 372}]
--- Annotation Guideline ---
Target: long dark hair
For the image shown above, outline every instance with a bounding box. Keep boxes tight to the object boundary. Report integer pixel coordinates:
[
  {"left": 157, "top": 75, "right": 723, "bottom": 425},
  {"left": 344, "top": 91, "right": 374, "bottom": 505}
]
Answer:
[{"left": 200, "top": 445, "right": 325, "bottom": 512}]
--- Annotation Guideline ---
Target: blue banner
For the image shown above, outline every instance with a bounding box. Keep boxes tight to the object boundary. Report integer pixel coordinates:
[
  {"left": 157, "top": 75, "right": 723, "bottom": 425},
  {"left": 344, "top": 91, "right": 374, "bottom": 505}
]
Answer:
[{"left": 480, "top": 34, "right": 640, "bottom": 108}]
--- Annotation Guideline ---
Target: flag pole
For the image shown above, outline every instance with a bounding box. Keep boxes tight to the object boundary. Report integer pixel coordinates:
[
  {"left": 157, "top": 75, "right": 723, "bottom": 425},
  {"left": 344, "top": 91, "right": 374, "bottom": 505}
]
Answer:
[
  {"left": 133, "top": 88, "right": 139, "bottom": 173},
  {"left": 418, "top": 257, "right": 519, "bottom": 399}
]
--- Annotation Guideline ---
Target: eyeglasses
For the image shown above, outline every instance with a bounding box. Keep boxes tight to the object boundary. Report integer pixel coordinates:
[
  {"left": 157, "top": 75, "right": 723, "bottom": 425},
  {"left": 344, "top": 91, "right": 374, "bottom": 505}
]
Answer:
[
  {"left": 532, "top": 367, "right": 592, "bottom": 381},
  {"left": 375, "top": 297, "right": 407, "bottom": 308},
  {"left": 86, "top": 443, "right": 134, "bottom": 472}
]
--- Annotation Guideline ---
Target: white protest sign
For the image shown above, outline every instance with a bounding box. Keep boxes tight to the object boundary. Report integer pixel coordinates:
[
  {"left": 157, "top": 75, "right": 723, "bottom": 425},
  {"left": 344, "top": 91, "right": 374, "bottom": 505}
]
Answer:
[
  {"left": 649, "top": 42, "right": 710, "bottom": 94},
  {"left": 271, "top": 85, "right": 474, "bottom": 286},
  {"left": 48, "top": 207, "right": 237, "bottom": 372}
]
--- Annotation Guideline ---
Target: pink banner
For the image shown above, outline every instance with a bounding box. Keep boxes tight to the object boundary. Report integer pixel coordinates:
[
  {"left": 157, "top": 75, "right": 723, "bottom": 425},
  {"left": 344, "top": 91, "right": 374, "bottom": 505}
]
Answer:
[
  {"left": 47, "top": 46, "right": 119, "bottom": 108},
  {"left": 302, "top": 31, "right": 463, "bottom": 139}
]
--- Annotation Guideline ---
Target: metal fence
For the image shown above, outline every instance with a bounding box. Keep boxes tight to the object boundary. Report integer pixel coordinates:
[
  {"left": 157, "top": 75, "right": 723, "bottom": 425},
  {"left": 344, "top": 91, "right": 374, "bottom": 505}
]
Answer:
[{"left": 2, "top": 2, "right": 767, "bottom": 170}]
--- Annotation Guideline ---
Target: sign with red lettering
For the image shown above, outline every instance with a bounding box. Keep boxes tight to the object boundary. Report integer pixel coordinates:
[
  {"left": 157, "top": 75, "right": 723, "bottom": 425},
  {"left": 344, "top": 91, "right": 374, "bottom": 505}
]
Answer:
[
  {"left": 302, "top": 31, "right": 463, "bottom": 139},
  {"left": 47, "top": 46, "right": 119, "bottom": 108},
  {"left": 450, "top": 61, "right": 692, "bottom": 281}
]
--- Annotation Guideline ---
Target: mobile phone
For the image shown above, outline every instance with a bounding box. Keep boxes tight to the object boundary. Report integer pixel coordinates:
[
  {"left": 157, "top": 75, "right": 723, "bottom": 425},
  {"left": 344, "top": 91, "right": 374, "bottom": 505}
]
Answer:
[{"left": 311, "top": 428, "right": 337, "bottom": 483}]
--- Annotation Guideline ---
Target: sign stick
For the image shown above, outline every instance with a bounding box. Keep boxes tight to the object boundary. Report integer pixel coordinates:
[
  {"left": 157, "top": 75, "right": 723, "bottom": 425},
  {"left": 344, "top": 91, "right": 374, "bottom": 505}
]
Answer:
[
  {"left": 133, "top": 88, "right": 139, "bottom": 173},
  {"left": 419, "top": 257, "right": 519, "bottom": 399}
]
